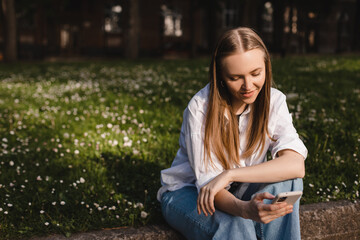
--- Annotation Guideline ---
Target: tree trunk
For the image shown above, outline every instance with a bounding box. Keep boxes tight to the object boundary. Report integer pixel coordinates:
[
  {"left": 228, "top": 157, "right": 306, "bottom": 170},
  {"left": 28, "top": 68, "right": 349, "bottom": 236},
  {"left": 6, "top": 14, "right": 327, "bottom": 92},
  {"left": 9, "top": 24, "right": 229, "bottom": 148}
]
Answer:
[
  {"left": 354, "top": 0, "right": 360, "bottom": 51},
  {"left": 207, "top": 0, "right": 224, "bottom": 52},
  {"left": 2, "top": 0, "right": 17, "bottom": 62},
  {"left": 125, "top": 0, "right": 140, "bottom": 59},
  {"left": 190, "top": 0, "right": 197, "bottom": 58},
  {"left": 272, "top": 0, "right": 285, "bottom": 56},
  {"left": 242, "top": 0, "right": 258, "bottom": 28}
]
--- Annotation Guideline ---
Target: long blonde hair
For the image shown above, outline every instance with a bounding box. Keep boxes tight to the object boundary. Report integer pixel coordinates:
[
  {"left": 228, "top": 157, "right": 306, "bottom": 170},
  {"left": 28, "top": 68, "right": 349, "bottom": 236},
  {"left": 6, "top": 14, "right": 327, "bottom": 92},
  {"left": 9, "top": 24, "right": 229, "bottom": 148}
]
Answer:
[{"left": 204, "top": 27, "right": 273, "bottom": 170}]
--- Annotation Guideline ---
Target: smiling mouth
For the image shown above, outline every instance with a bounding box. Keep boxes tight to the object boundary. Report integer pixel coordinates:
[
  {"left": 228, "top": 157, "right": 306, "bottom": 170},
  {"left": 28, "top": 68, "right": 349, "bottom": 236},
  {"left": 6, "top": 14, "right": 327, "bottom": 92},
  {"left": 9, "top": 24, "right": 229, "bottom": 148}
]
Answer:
[
  {"left": 240, "top": 90, "right": 256, "bottom": 98},
  {"left": 241, "top": 90, "right": 254, "bottom": 94}
]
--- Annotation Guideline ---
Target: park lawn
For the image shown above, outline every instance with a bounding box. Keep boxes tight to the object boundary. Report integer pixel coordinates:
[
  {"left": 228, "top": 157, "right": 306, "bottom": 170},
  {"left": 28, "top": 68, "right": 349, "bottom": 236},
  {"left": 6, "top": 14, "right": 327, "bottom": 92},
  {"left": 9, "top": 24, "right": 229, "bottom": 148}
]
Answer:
[{"left": 0, "top": 56, "right": 359, "bottom": 239}]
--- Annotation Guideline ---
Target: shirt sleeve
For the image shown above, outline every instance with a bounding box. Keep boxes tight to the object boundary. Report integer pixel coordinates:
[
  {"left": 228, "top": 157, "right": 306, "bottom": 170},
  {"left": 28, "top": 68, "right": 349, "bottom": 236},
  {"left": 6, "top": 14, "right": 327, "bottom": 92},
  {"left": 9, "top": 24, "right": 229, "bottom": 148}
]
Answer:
[
  {"left": 270, "top": 93, "right": 308, "bottom": 160},
  {"left": 182, "top": 99, "right": 223, "bottom": 193}
]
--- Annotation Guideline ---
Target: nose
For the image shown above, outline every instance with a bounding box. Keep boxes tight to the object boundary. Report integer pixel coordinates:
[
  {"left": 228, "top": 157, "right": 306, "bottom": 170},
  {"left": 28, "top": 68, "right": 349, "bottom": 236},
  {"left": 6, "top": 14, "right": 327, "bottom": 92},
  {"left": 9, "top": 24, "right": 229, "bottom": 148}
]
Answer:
[{"left": 242, "top": 77, "right": 253, "bottom": 90}]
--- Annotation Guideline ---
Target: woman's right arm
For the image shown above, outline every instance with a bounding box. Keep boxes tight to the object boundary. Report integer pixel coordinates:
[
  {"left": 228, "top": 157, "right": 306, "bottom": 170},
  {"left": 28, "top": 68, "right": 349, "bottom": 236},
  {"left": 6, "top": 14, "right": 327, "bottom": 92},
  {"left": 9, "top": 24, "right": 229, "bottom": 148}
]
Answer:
[
  {"left": 214, "top": 189, "right": 293, "bottom": 224},
  {"left": 197, "top": 170, "right": 294, "bottom": 223}
]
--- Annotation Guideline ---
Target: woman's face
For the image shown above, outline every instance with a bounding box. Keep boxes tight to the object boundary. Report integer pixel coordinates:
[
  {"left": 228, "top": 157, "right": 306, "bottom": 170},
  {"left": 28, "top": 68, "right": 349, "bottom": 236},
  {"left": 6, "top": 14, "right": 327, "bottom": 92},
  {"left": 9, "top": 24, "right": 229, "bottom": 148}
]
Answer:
[{"left": 221, "top": 49, "right": 266, "bottom": 114}]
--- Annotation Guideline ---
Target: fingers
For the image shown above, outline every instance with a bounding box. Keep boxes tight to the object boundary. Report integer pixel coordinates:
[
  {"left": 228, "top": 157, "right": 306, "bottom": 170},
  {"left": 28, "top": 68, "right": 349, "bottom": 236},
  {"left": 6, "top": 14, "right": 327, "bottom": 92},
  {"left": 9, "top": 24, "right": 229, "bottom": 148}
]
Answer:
[
  {"left": 261, "top": 201, "right": 287, "bottom": 211},
  {"left": 209, "top": 193, "right": 215, "bottom": 213},
  {"left": 257, "top": 202, "right": 294, "bottom": 224},
  {"left": 266, "top": 203, "right": 293, "bottom": 215},
  {"left": 261, "top": 205, "right": 293, "bottom": 223},
  {"left": 253, "top": 192, "right": 275, "bottom": 201},
  {"left": 248, "top": 192, "right": 296, "bottom": 224},
  {"left": 201, "top": 189, "right": 210, "bottom": 216},
  {"left": 197, "top": 193, "right": 201, "bottom": 215},
  {"left": 204, "top": 189, "right": 213, "bottom": 216},
  {"left": 197, "top": 187, "right": 215, "bottom": 216},
  {"left": 197, "top": 189, "right": 206, "bottom": 215}
]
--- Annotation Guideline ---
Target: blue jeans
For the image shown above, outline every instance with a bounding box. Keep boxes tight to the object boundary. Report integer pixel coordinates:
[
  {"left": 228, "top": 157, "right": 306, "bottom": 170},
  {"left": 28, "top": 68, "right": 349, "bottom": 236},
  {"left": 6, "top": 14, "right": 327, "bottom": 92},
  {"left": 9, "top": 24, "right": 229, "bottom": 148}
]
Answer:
[{"left": 161, "top": 178, "right": 303, "bottom": 240}]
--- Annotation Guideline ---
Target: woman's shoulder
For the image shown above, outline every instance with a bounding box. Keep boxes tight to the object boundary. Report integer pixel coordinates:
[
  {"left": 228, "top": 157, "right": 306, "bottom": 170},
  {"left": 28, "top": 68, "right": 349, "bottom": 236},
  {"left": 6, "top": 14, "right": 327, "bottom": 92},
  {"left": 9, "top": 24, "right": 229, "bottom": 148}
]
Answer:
[
  {"left": 270, "top": 87, "right": 286, "bottom": 101},
  {"left": 269, "top": 88, "right": 288, "bottom": 118},
  {"left": 191, "top": 83, "right": 210, "bottom": 103},
  {"left": 187, "top": 83, "right": 210, "bottom": 113},
  {"left": 270, "top": 87, "right": 287, "bottom": 107}
]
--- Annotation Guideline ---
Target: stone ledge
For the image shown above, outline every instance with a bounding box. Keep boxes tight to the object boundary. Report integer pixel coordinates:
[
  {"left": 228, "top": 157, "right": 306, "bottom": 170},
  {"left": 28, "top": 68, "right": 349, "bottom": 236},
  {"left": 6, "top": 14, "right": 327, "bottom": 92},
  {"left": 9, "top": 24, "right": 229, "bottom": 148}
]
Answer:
[
  {"left": 32, "top": 200, "right": 360, "bottom": 240},
  {"left": 300, "top": 200, "right": 360, "bottom": 239}
]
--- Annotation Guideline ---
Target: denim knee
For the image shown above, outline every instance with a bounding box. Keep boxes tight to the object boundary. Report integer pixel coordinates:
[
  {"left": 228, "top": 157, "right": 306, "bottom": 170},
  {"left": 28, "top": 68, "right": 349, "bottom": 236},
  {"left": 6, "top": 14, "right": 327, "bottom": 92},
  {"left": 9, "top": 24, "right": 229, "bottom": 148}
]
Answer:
[
  {"left": 161, "top": 187, "right": 215, "bottom": 240},
  {"left": 161, "top": 187, "right": 258, "bottom": 240},
  {"left": 252, "top": 178, "right": 303, "bottom": 204}
]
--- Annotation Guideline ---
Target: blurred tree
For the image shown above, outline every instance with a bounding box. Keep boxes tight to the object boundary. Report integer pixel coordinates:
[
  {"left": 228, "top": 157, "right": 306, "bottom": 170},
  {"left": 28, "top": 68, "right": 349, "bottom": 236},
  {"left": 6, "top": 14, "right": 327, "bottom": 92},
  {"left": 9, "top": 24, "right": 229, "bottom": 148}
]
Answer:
[
  {"left": 190, "top": 0, "right": 198, "bottom": 58},
  {"left": 206, "top": 0, "right": 224, "bottom": 52},
  {"left": 272, "top": 0, "right": 285, "bottom": 55},
  {"left": 124, "top": 0, "right": 139, "bottom": 59},
  {"left": 355, "top": 0, "right": 360, "bottom": 50},
  {"left": 1, "top": 0, "right": 17, "bottom": 62},
  {"left": 190, "top": 0, "right": 210, "bottom": 58}
]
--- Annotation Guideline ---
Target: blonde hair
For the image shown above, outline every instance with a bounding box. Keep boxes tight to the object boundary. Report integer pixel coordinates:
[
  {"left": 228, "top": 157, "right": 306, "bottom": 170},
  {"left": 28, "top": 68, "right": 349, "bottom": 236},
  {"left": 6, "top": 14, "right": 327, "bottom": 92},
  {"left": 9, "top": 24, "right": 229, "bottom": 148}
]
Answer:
[{"left": 204, "top": 27, "right": 274, "bottom": 170}]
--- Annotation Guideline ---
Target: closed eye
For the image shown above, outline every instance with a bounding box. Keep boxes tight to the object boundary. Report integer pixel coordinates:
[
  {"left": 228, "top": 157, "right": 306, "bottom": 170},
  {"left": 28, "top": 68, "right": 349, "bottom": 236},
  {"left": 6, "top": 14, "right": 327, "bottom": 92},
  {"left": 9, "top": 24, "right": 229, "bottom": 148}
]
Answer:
[{"left": 250, "top": 68, "right": 262, "bottom": 76}]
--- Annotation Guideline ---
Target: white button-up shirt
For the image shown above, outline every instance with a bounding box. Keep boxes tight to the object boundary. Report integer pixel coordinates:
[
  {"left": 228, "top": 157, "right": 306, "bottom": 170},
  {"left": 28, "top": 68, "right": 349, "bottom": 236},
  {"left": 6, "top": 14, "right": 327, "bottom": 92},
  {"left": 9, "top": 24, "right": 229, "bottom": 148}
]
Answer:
[{"left": 157, "top": 84, "right": 308, "bottom": 201}]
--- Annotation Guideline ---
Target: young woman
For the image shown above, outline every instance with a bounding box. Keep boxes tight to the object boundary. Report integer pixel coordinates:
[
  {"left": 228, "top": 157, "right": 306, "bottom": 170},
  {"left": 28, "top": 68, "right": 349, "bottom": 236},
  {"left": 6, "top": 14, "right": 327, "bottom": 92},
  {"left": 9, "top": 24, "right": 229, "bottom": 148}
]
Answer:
[{"left": 157, "top": 27, "right": 307, "bottom": 240}]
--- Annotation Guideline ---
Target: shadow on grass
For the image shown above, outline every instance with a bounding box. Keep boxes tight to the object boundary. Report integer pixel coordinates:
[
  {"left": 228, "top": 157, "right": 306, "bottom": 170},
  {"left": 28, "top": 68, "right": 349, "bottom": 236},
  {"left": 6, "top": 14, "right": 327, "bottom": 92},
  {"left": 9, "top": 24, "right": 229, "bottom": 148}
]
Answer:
[{"left": 100, "top": 151, "right": 166, "bottom": 224}]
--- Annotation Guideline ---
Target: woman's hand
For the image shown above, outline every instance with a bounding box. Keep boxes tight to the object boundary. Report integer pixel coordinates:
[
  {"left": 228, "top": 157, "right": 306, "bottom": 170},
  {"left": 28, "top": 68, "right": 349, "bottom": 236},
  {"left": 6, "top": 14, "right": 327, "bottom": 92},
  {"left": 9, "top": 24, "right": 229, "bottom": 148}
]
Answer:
[
  {"left": 243, "top": 192, "right": 293, "bottom": 224},
  {"left": 197, "top": 170, "right": 232, "bottom": 216}
]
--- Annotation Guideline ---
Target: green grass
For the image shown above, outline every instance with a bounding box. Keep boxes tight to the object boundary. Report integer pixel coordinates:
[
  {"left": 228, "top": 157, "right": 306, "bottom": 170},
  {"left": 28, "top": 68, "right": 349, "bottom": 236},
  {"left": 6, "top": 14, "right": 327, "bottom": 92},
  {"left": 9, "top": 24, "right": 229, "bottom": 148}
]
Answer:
[{"left": 0, "top": 56, "right": 359, "bottom": 239}]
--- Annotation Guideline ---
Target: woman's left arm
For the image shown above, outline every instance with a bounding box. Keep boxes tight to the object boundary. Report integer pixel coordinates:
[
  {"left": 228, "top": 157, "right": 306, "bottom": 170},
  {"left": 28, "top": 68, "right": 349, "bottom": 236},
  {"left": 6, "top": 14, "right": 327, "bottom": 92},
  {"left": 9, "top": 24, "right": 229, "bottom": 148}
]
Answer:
[
  {"left": 197, "top": 149, "right": 305, "bottom": 216},
  {"left": 228, "top": 149, "right": 305, "bottom": 183}
]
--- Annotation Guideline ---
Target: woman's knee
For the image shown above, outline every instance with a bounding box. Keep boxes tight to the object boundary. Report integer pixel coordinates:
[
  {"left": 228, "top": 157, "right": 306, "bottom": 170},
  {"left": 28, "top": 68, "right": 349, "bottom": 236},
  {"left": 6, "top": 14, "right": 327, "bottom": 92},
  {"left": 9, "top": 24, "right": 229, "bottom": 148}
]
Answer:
[
  {"left": 292, "top": 178, "right": 303, "bottom": 191},
  {"left": 266, "top": 178, "right": 302, "bottom": 192},
  {"left": 249, "top": 178, "right": 303, "bottom": 204},
  {"left": 161, "top": 187, "right": 215, "bottom": 239},
  {"left": 161, "top": 187, "right": 258, "bottom": 239}
]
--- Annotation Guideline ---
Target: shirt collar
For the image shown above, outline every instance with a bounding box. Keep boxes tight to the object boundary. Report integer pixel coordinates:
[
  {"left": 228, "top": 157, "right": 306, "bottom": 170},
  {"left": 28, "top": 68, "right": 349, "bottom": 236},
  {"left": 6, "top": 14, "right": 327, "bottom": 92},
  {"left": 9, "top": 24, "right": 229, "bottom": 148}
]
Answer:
[
  {"left": 224, "top": 104, "right": 252, "bottom": 120},
  {"left": 241, "top": 104, "right": 251, "bottom": 116}
]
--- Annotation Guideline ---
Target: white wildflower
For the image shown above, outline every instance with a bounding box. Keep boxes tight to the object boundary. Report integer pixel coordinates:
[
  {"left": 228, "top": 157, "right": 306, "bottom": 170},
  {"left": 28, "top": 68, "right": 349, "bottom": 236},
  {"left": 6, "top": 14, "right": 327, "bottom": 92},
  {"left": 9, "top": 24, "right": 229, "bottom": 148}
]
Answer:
[
  {"left": 135, "top": 203, "right": 144, "bottom": 208},
  {"left": 141, "top": 211, "right": 148, "bottom": 218}
]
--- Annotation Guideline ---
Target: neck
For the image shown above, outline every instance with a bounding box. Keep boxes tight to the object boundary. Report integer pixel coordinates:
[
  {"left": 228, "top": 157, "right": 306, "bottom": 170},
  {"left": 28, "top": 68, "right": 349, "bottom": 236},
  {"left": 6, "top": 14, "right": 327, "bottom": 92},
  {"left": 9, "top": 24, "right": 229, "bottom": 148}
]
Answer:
[{"left": 231, "top": 101, "right": 247, "bottom": 115}]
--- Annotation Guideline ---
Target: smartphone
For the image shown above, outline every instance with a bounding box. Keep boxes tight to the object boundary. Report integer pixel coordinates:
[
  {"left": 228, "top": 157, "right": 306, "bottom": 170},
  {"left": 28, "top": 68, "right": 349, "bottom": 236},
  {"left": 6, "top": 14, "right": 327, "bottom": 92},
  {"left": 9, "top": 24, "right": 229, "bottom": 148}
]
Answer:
[{"left": 271, "top": 191, "right": 302, "bottom": 205}]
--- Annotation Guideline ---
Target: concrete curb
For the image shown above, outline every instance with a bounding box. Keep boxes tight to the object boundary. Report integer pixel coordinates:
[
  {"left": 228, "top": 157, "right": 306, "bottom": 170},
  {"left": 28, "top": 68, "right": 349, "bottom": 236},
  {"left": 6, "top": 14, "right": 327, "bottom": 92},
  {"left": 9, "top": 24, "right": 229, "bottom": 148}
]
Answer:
[
  {"left": 32, "top": 200, "right": 360, "bottom": 240},
  {"left": 300, "top": 200, "right": 360, "bottom": 239}
]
